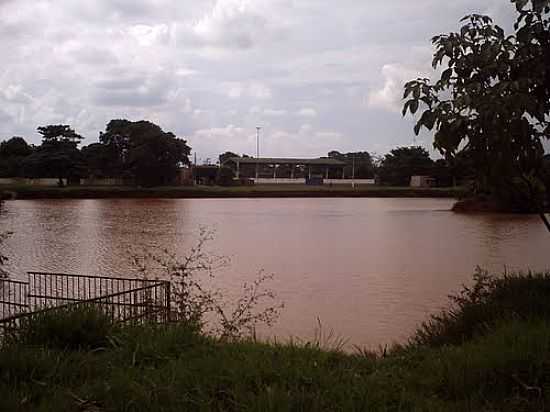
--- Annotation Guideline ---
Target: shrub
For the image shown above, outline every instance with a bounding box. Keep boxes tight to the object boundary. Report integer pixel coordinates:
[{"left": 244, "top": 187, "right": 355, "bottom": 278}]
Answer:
[
  {"left": 132, "top": 227, "right": 284, "bottom": 340},
  {"left": 13, "top": 305, "right": 116, "bottom": 350},
  {"left": 410, "top": 268, "right": 550, "bottom": 348},
  {"left": 216, "top": 166, "right": 235, "bottom": 186}
]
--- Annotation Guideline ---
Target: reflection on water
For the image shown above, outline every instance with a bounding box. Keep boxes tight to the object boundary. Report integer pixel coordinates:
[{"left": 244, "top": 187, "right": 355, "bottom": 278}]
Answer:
[{"left": 1, "top": 198, "right": 549, "bottom": 348}]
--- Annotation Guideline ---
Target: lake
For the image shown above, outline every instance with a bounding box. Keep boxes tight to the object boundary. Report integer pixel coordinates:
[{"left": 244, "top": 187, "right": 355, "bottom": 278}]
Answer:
[{"left": 1, "top": 198, "right": 549, "bottom": 348}]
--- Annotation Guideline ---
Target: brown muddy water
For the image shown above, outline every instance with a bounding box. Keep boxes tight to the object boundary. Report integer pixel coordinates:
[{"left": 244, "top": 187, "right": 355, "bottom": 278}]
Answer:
[{"left": 1, "top": 198, "right": 549, "bottom": 348}]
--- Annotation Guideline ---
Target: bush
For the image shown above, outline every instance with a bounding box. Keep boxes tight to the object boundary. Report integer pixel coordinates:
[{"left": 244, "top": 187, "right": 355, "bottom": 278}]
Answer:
[
  {"left": 12, "top": 305, "right": 116, "bottom": 350},
  {"left": 410, "top": 268, "right": 550, "bottom": 348},
  {"left": 216, "top": 166, "right": 235, "bottom": 186}
]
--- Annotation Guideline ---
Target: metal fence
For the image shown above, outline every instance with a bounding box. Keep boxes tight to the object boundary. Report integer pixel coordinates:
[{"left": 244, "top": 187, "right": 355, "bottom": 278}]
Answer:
[
  {"left": 0, "top": 272, "right": 171, "bottom": 336},
  {"left": 0, "top": 278, "right": 29, "bottom": 320}
]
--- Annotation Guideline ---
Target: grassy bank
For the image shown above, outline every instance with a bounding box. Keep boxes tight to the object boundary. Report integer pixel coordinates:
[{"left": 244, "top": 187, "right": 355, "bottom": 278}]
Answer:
[
  {"left": 0, "top": 184, "right": 465, "bottom": 200},
  {"left": 1, "top": 271, "right": 550, "bottom": 411}
]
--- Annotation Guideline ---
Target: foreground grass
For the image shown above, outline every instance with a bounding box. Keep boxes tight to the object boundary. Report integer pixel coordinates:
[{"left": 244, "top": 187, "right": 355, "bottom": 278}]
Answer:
[
  {"left": 1, "top": 321, "right": 549, "bottom": 411},
  {"left": 2, "top": 271, "right": 550, "bottom": 411}
]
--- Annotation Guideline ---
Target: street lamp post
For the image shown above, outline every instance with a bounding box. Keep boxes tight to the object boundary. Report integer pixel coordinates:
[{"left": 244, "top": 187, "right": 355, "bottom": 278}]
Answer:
[{"left": 255, "top": 126, "right": 261, "bottom": 180}]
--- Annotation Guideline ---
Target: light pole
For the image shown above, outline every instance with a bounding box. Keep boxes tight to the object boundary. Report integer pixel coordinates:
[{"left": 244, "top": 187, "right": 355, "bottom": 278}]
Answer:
[
  {"left": 352, "top": 154, "right": 356, "bottom": 189},
  {"left": 255, "top": 126, "right": 261, "bottom": 180},
  {"left": 256, "top": 127, "right": 261, "bottom": 159}
]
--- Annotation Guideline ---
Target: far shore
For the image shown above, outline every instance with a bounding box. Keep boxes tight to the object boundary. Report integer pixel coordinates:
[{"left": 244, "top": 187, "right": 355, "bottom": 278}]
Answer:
[{"left": 0, "top": 184, "right": 465, "bottom": 200}]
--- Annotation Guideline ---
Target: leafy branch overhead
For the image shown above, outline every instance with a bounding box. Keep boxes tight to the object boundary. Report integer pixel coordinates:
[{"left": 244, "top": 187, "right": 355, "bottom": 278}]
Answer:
[{"left": 403, "top": 0, "right": 550, "bottom": 223}]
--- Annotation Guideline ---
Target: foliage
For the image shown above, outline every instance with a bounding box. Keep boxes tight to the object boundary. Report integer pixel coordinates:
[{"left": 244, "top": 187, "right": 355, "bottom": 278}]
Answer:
[
  {"left": 0, "top": 137, "right": 32, "bottom": 158},
  {"left": 216, "top": 165, "right": 235, "bottom": 186},
  {"left": 9, "top": 305, "right": 116, "bottom": 350},
  {"left": 37, "top": 124, "right": 83, "bottom": 145},
  {"left": 81, "top": 142, "right": 121, "bottom": 179},
  {"left": 377, "top": 146, "right": 434, "bottom": 186},
  {"left": 411, "top": 268, "right": 550, "bottom": 348},
  {"left": 99, "top": 119, "right": 191, "bottom": 186},
  {"left": 3, "top": 302, "right": 550, "bottom": 410},
  {"left": 0, "top": 137, "right": 33, "bottom": 177},
  {"left": 133, "top": 228, "right": 283, "bottom": 340},
  {"left": 328, "top": 150, "right": 375, "bottom": 178},
  {"left": 218, "top": 151, "right": 239, "bottom": 166},
  {"left": 22, "top": 141, "right": 86, "bottom": 184},
  {"left": 403, "top": 1, "right": 550, "bottom": 219},
  {"left": 23, "top": 124, "right": 86, "bottom": 184}
]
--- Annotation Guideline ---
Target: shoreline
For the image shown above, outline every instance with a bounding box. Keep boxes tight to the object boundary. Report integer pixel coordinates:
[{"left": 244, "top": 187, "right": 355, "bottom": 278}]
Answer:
[{"left": 0, "top": 185, "right": 465, "bottom": 200}]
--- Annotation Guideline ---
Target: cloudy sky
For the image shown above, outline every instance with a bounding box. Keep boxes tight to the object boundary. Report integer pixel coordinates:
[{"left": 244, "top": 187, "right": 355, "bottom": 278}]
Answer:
[{"left": 1, "top": 0, "right": 517, "bottom": 162}]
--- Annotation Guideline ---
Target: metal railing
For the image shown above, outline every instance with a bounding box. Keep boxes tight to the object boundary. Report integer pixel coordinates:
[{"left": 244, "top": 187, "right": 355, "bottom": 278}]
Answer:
[
  {"left": 1, "top": 272, "right": 171, "bottom": 338},
  {"left": 0, "top": 278, "right": 29, "bottom": 320}
]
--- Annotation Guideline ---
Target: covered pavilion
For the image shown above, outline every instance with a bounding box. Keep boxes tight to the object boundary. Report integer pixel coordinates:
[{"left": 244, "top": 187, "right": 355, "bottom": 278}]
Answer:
[{"left": 226, "top": 157, "right": 347, "bottom": 179}]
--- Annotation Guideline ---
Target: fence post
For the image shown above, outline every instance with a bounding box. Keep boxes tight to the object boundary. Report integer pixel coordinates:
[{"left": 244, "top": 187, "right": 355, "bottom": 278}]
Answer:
[{"left": 165, "top": 281, "right": 171, "bottom": 323}]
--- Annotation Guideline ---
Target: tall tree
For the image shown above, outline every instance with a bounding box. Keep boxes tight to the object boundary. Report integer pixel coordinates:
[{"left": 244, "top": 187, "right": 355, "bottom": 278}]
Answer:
[
  {"left": 37, "top": 125, "right": 83, "bottom": 145},
  {"left": 99, "top": 120, "right": 191, "bottom": 186},
  {"left": 81, "top": 143, "right": 121, "bottom": 179},
  {"left": 403, "top": 0, "right": 550, "bottom": 228},
  {"left": 218, "top": 151, "right": 239, "bottom": 166},
  {"left": 23, "top": 125, "right": 85, "bottom": 185},
  {"left": 328, "top": 150, "right": 375, "bottom": 178},
  {"left": 0, "top": 137, "right": 33, "bottom": 177},
  {"left": 377, "top": 146, "right": 434, "bottom": 186}
]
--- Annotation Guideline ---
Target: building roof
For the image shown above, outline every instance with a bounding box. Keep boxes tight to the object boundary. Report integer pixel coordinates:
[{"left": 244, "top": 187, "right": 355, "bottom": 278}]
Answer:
[{"left": 227, "top": 157, "right": 346, "bottom": 166}]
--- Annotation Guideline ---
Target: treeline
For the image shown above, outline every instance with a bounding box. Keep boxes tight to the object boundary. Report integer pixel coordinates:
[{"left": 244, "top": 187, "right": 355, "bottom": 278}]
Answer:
[{"left": 0, "top": 120, "right": 190, "bottom": 187}]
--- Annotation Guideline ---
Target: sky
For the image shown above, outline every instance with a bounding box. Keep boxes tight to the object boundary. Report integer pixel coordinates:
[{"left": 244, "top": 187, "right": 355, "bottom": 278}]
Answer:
[{"left": 0, "top": 0, "right": 517, "bottom": 162}]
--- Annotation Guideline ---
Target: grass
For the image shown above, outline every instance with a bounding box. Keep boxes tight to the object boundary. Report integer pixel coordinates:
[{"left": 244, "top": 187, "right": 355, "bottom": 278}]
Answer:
[
  {"left": 0, "top": 183, "right": 465, "bottom": 199},
  {"left": 1, "top": 271, "right": 550, "bottom": 411}
]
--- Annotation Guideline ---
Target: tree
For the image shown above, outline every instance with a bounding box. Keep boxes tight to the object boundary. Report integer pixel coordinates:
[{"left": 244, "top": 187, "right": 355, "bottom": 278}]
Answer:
[
  {"left": 0, "top": 137, "right": 32, "bottom": 158},
  {"left": 377, "top": 146, "right": 434, "bottom": 186},
  {"left": 216, "top": 166, "right": 235, "bottom": 186},
  {"left": 0, "top": 137, "right": 33, "bottom": 177},
  {"left": 23, "top": 125, "right": 85, "bottom": 185},
  {"left": 218, "top": 151, "right": 239, "bottom": 166},
  {"left": 37, "top": 125, "right": 83, "bottom": 145},
  {"left": 81, "top": 143, "right": 120, "bottom": 179},
  {"left": 402, "top": 1, "right": 550, "bottom": 229},
  {"left": 328, "top": 150, "right": 376, "bottom": 178},
  {"left": 99, "top": 120, "right": 191, "bottom": 186}
]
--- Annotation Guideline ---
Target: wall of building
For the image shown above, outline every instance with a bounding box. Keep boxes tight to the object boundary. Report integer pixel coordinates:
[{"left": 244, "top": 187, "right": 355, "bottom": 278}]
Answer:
[
  {"left": 80, "top": 178, "right": 126, "bottom": 186},
  {"left": 251, "top": 178, "right": 375, "bottom": 185},
  {"left": 410, "top": 176, "right": 435, "bottom": 188},
  {"left": 0, "top": 178, "right": 66, "bottom": 187}
]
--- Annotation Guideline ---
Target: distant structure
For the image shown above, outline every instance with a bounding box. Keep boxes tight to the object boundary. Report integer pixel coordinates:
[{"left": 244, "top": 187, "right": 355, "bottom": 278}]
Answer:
[
  {"left": 410, "top": 175, "right": 436, "bottom": 188},
  {"left": 217, "top": 156, "right": 372, "bottom": 185},
  {"left": 225, "top": 157, "right": 345, "bottom": 180}
]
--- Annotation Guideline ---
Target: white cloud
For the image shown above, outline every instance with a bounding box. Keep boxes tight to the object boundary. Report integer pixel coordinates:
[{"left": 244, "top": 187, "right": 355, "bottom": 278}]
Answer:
[
  {"left": 248, "top": 81, "right": 272, "bottom": 99},
  {"left": 297, "top": 108, "right": 317, "bottom": 118},
  {"left": 263, "top": 108, "right": 286, "bottom": 117},
  {"left": 221, "top": 81, "right": 271, "bottom": 100},
  {"left": 367, "top": 64, "right": 426, "bottom": 113}
]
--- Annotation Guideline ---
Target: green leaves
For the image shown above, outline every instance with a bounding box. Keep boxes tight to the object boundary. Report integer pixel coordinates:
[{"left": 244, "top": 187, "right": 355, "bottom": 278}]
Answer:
[
  {"left": 441, "top": 68, "right": 453, "bottom": 84},
  {"left": 402, "top": 1, "right": 550, "bottom": 215},
  {"left": 410, "top": 99, "right": 419, "bottom": 115},
  {"left": 514, "top": 0, "right": 530, "bottom": 11}
]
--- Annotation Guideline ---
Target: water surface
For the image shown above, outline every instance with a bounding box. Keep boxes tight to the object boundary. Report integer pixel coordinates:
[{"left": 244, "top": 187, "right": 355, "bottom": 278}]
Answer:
[{"left": 2, "top": 198, "right": 549, "bottom": 348}]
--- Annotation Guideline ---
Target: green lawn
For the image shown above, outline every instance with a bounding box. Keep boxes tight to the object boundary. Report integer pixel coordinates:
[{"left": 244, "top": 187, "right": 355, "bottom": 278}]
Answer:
[{"left": 1, "top": 271, "right": 549, "bottom": 411}]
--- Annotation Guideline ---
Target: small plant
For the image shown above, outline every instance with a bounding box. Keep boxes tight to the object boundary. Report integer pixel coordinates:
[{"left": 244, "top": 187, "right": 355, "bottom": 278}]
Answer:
[
  {"left": 411, "top": 267, "right": 550, "bottom": 347},
  {"left": 132, "top": 227, "right": 283, "bottom": 340},
  {"left": 12, "top": 305, "right": 116, "bottom": 350},
  {"left": 0, "top": 200, "right": 12, "bottom": 279}
]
